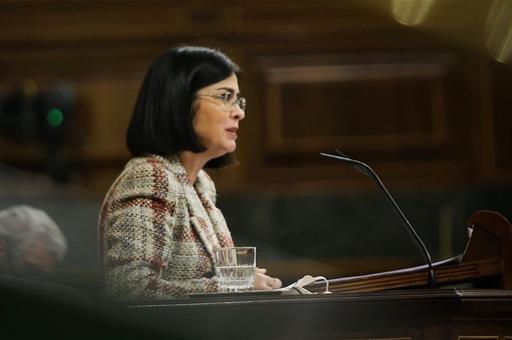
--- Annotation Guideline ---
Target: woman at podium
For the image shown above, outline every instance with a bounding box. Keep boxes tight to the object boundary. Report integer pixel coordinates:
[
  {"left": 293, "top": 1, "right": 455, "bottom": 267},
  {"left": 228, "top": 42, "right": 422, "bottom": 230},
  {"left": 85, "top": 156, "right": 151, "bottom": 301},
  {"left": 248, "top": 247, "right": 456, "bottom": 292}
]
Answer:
[{"left": 98, "top": 46, "right": 282, "bottom": 301}]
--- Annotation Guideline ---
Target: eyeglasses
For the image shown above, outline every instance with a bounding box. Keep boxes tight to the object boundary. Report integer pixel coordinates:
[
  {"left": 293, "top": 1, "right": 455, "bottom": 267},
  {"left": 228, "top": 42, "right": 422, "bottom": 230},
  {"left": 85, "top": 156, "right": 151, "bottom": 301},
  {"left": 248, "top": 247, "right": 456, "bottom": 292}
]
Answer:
[{"left": 197, "top": 92, "right": 247, "bottom": 113}]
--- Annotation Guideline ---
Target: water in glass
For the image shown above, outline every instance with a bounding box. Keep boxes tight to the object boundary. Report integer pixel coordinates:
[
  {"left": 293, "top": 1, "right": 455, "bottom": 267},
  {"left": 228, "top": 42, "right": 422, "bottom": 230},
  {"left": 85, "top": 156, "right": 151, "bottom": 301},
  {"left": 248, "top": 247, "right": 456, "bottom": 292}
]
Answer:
[{"left": 216, "top": 265, "right": 256, "bottom": 292}]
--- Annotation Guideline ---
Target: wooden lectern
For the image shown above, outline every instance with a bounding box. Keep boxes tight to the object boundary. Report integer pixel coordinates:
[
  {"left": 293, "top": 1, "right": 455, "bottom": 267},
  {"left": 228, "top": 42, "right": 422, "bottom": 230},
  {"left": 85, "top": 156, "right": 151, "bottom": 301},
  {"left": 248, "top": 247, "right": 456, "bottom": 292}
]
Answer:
[
  {"left": 125, "top": 210, "right": 512, "bottom": 340},
  {"left": 306, "top": 209, "right": 512, "bottom": 293}
]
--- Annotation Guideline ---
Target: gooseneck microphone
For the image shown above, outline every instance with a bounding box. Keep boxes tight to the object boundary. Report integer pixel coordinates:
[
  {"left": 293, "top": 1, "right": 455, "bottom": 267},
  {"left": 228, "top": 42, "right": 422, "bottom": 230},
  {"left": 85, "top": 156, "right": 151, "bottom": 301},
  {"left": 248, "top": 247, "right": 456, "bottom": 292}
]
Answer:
[{"left": 321, "top": 149, "right": 437, "bottom": 288}]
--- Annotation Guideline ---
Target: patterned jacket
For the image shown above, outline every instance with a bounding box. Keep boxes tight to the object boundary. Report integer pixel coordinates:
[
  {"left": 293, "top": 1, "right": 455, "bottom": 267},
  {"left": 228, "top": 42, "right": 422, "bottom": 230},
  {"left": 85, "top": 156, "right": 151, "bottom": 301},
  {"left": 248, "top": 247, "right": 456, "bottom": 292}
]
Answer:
[{"left": 98, "top": 154, "right": 234, "bottom": 301}]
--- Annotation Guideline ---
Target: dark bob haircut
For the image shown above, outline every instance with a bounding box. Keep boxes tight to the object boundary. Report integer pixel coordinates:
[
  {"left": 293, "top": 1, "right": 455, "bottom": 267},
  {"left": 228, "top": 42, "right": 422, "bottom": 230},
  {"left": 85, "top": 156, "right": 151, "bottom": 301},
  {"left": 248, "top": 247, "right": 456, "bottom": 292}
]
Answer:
[{"left": 126, "top": 46, "right": 240, "bottom": 168}]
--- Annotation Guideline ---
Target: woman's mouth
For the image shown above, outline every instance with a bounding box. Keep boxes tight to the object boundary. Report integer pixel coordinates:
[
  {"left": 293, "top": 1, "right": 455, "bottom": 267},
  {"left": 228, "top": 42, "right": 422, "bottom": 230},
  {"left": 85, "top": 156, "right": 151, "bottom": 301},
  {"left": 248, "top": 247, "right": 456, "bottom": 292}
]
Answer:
[{"left": 226, "top": 127, "right": 238, "bottom": 138}]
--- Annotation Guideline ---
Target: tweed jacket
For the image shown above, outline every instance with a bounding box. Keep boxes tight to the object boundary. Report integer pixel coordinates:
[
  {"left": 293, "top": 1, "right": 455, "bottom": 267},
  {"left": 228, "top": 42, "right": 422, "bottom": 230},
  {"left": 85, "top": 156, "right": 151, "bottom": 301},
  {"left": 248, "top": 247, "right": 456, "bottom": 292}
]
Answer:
[{"left": 98, "top": 154, "right": 234, "bottom": 301}]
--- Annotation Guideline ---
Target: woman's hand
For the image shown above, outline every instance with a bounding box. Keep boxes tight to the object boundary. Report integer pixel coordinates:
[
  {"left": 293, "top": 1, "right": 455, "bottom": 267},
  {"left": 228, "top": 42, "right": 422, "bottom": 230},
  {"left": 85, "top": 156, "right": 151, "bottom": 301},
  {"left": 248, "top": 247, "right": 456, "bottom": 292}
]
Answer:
[{"left": 254, "top": 267, "right": 282, "bottom": 290}]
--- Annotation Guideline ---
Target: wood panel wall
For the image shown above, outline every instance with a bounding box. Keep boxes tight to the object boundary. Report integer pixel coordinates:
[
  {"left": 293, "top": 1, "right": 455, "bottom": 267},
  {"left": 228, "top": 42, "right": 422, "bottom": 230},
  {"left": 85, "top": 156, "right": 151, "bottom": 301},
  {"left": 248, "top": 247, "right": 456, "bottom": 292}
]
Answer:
[{"left": 0, "top": 0, "right": 510, "bottom": 194}]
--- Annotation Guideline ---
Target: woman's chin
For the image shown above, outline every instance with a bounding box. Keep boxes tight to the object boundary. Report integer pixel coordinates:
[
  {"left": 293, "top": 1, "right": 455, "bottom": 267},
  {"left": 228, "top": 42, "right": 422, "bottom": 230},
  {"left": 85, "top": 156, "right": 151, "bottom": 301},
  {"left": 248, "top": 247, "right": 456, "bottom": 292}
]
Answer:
[
  {"left": 206, "top": 144, "right": 236, "bottom": 159},
  {"left": 224, "top": 142, "right": 237, "bottom": 153}
]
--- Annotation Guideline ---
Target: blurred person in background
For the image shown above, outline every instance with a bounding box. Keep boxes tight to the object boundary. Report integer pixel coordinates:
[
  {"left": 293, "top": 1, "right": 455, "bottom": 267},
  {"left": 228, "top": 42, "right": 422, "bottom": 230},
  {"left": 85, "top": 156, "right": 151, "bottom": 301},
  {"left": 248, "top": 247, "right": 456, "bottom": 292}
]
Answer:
[
  {"left": 0, "top": 205, "right": 67, "bottom": 279},
  {"left": 98, "top": 46, "right": 282, "bottom": 301}
]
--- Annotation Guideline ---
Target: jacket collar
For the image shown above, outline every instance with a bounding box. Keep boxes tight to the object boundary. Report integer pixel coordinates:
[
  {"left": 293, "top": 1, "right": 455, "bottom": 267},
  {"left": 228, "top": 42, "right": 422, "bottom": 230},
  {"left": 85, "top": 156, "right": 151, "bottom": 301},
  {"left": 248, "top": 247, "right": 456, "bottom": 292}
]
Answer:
[{"left": 148, "top": 154, "right": 223, "bottom": 261}]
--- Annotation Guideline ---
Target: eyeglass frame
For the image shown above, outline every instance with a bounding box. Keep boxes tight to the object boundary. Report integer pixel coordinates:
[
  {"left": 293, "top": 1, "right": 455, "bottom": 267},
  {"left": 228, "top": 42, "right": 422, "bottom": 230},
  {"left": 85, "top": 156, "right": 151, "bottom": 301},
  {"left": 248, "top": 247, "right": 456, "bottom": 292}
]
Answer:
[{"left": 196, "top": 93, "right": 247, "bottom": 113}]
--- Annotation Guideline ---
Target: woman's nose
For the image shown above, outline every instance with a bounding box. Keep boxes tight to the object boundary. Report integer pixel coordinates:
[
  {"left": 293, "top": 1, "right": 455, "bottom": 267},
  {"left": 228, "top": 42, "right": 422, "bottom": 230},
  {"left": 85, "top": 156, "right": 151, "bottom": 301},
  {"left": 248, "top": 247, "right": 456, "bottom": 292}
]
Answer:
[{"left": 232, "top": 105, "right": 245, "bottom": 120}]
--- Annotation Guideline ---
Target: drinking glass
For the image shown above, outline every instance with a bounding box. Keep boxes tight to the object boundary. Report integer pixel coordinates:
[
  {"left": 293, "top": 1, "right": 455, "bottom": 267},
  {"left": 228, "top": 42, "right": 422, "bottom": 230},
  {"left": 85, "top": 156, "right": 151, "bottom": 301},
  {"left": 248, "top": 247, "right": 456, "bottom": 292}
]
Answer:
[{"left": 214, "top": 247, "right": 256, "bottom": 292}]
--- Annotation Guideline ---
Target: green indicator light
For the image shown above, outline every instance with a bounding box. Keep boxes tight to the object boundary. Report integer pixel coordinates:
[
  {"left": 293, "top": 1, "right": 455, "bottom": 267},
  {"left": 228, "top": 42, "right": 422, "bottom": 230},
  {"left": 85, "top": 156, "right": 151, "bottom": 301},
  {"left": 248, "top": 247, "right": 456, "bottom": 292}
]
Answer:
[{"left": 47, "top": 108, "right": 63, "bottom": 127}]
